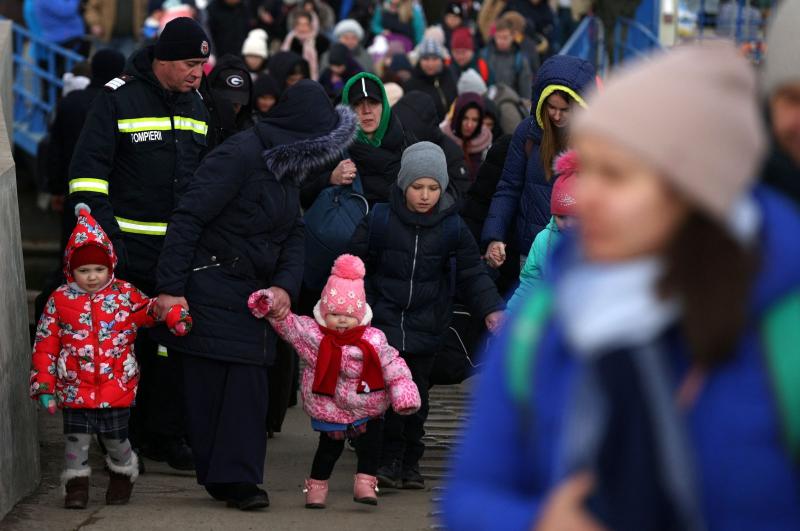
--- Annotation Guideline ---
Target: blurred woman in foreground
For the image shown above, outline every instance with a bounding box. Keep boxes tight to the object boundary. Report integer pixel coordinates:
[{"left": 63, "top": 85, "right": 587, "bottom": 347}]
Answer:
[{"left": 443, "top": 43, "right": 800, "bottom": 531}]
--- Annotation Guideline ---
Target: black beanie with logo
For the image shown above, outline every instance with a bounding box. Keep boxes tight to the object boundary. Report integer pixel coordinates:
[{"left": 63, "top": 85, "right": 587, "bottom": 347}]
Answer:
[{"left": 155, "top": 17, "right": 211, "bottom": 61}]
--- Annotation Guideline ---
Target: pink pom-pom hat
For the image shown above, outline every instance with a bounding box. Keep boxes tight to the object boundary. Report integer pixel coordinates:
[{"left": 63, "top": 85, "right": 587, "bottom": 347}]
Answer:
[
  {"left": 317, "top": 254, "right": 371, "bottom": 323},
  {"left": 551, "top": 150, "right": 579, "bottom": 217}
]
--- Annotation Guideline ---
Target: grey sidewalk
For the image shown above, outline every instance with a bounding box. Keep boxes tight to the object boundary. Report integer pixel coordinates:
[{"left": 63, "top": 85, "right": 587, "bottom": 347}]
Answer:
[
  {"left": 1, "top": 384, "right": 472, "bottom": 531},
  {"left": 1, "top": 402, "right": 447, "bottom": 530}
]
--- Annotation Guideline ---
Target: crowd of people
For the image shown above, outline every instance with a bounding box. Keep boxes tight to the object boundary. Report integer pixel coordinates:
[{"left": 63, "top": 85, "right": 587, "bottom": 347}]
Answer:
[{"left": 18, "top": 0, "right": 800, "bottom": 528}]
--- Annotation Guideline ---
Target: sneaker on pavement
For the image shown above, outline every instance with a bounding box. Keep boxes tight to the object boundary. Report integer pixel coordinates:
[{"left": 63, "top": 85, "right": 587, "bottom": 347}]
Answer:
[{"left": 376, "top": 460, "right": 402, "bottom": 489}]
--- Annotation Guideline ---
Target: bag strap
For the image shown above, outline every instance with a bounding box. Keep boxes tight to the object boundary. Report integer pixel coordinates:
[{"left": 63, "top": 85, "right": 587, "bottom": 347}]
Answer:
[{"left": 762, "top": 290, "right": 800, "bottom": 462}]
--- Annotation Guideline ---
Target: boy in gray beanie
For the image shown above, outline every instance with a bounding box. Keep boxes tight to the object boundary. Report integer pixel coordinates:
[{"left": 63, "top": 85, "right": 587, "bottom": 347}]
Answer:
[
  {"left": 397, "top": 141, "right": 449, "bottom": 199},
  {"left": 348, "top": 142, "right": 505, "bottom": 492}
]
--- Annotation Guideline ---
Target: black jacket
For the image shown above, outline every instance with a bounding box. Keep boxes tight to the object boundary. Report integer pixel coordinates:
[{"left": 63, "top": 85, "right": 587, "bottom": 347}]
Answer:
[
  {"left": 156, "top": 80, "right": 358, "bottom": 365},
  {"left": 393, "top": 90, "right": 470, "bottom": 198},
  {"left": 207, "top": 0, "right": 252, "bottom": 57},
  {"left": 461, "top": 134, "right": 511, "bottom": 245},
  {"left": 349, "top": 186, "right": 505, "bottom": 356},
  {"left": 69, "top": 46, "right": 209, "bottom": 293},
  {"left": 403, "top": 65, "right": 458, "bottom": 122},
  {"left": 268, "top": 51, "right": 310, "bottom": 92}
]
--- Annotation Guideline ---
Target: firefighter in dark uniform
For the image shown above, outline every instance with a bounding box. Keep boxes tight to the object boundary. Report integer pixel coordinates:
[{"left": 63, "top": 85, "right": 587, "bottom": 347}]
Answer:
[{"left": 68, "top": 17, "right": 211, "bottom": 470}]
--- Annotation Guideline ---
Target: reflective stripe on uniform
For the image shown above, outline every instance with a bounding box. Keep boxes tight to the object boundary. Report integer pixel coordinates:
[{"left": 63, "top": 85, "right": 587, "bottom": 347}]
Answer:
[
  {"left": 173, "top": 116, "right": 208, "bottom": 135},
  {"left": 157, "top": 345, "right": 168, "bottom": 358},
  {"left": 117, "top": 116, "right": 208, "bottom": 135},
  {"left": 115, "top": 216, "right": 168, "bottom": 236},
  {"left": 117, "top": 117, "right": 173, "bottom": 133},
  {"left": 69, "top": 178, "right": 109, "bottom": 194}
]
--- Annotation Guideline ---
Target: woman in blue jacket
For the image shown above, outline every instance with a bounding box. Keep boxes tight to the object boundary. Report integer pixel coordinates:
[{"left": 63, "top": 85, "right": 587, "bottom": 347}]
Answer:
[
  {"left": 482, "top": 55, "right": 594, "bottom": 267},
  {"left": 444, "top": 44, "right": 800, "bottom": 531}
]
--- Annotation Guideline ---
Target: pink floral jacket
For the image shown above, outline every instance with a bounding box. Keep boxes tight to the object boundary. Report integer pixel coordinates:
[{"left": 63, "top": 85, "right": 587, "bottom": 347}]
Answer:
[{"left": 250, "top": 290, "right": 421, "bottom": 424}]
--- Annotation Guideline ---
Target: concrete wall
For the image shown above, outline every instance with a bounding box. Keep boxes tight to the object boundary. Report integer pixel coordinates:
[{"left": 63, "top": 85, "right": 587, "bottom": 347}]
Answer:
[
  {"left": 0, "top": 22, "right": 12, "bottom": 142},
  {"left": 0, "top": 21, "right": 39, "bottom": 519}
]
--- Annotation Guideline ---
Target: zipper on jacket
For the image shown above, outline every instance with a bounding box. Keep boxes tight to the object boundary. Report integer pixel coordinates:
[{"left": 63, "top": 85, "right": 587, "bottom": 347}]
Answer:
[
  {"left": 91, "top": 294, "right": 100, "bottom": 396},
  {"left": 401, "top": 227, "right": 420, "bottom": 351},
  {"left": 434, "top": 78, "right": 447, "bottom": 111}
]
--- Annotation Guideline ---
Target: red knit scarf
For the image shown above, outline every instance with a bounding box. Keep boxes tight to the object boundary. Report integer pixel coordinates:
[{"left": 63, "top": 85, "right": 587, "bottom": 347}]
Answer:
[{"left": 313, "top": 325, "right": 385, "bottom": 396}]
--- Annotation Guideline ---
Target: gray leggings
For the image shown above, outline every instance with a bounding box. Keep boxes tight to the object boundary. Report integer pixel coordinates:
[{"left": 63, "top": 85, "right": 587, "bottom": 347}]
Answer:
[{"left": 64, "top": 433, "right": 132, "bottom": 472}]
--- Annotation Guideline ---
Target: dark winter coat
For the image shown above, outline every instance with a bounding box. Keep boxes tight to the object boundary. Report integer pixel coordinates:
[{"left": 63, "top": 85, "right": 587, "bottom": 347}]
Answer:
[
  {"left": 482, "top": 55, "right": 595, "bottom": 254},
  {"left": 393, "top": 91, "right": 470, "bottom": 198},
  {"left": 156, "top": 81, "right": 357, "bottom": 365},
  {"left": 69, "top": 46, "right": 209, "bottom": 294},
  {"left": 349, "top": 186, "right": 505, "bottom": 356},
  {"left": 503, "top": 0, "right": 556, "bottom": 48},
  {"left": 207, "top": 0, "right": 253, "bottom": 58},
  {"left": 462, "top": 134, "right": 511, "bottom": 246},
  {"left": 403, "top": 65, "right": 459, "bottom": 122}
]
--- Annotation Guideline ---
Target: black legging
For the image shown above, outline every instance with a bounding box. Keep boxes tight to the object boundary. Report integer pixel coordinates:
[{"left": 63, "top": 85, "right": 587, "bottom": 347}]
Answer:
[{"left": 310, "top": 418, "right": 384, "bottom": 480}]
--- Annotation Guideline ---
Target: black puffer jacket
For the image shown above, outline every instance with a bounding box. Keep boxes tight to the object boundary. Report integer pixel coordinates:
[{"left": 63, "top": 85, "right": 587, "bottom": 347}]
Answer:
[
  {"left": 348, "top": 113, "right": 411, "bottom": 205},
  {"left": 403, "top": 65, "right": 458, "bottom": 122},
  {"left": 393, "top": 91, "right": 470, "bottom": 198},
  {"left": 349, "top": 186, "right": 505, "bottom": 356},
  {"left": 461, "top": 134, "right": 512, "bottom": 245},
  {"left": 156, "top": 81, "right": 357, "bottom": 365}
]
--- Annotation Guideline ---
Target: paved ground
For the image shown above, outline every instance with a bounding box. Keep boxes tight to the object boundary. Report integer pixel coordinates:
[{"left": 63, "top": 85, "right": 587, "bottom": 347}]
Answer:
[{"left": 1, "top": 384, "right": 471, "bottom": 531}]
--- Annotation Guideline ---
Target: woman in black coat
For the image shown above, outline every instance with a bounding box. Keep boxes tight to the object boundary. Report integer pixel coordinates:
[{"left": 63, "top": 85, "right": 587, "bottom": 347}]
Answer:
[{"left": 154, "top": 81, "right": 357, "bottom": 509}]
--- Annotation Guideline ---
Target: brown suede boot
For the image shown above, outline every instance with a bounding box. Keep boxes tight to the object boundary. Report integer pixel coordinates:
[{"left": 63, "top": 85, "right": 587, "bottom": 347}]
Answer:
[
  {"left": 63, "top": 471, "right": 90, "bottom": 509},
  {"left": 105, "top": 453, "right": 138, "bottom": 505}
]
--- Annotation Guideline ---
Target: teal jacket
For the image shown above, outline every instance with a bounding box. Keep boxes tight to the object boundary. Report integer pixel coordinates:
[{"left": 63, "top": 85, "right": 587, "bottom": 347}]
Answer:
[{"left": 507, "top": 217, "right": 560, "bottom": 312}]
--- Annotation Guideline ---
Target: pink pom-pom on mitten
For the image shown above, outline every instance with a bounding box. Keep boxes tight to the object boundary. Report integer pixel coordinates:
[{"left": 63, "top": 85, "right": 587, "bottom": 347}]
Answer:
[
  {"left": 248, "top": 289, "right": 273, "bottom": 319},
  {"left": 166, "top": 305, "right": 193, "bottom": 336}
]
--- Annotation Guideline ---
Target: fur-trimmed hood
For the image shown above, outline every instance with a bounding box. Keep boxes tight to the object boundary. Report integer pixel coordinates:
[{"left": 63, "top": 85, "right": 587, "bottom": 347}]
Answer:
[{"left": 258, "top": 80, "right": 358, "bottom": 182}]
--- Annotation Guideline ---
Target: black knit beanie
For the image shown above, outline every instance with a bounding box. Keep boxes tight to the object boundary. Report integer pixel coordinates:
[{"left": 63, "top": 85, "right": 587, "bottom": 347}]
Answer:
[{"left": 155, "top": 17, "right": 210, "bottom": 61}]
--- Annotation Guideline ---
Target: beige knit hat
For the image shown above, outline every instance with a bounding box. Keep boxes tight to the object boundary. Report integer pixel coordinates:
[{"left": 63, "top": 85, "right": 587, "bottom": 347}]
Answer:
[{"left": 573, "top": 42, "right": 766, "bottom": 221}]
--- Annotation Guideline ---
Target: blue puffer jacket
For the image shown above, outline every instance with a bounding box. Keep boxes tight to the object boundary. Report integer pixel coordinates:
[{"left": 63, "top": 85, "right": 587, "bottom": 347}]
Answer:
[
  {"left": 481, "top": 56, "right": 595, "bottom": 255},
  {"left": 444, "top": 187, "right": 800, "bottom": 531}
]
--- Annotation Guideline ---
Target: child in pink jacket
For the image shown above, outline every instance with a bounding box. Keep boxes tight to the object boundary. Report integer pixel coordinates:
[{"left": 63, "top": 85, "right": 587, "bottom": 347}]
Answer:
[{"left": 248, "top": 254, "right": 420, "bottom": 509}]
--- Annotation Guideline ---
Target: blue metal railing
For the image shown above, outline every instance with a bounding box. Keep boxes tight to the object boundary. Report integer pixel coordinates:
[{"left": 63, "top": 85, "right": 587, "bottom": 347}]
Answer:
[
  {"left": 560, "top": 16, "right": 662, "bottom": 76},
  {"left": 11, "top": 22, "right": 83, "bottom": 156}
]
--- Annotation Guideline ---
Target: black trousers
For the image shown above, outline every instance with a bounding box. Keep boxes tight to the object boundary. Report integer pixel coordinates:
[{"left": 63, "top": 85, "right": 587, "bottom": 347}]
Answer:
[
  {"left": 310, "top": 418, "right": 384, "bottom": 480},
  {"left": 129, "top": 331, "right": 186, "bottom": 447},
  {"left": 183, "top": 354, "right": 269, "bottom": 485},
  {"left": 380, "top": 353, "right": 435, "bottom": 470}
]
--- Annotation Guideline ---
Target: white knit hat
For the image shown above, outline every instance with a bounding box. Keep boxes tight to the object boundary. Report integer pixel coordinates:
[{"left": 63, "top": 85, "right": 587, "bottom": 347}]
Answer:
[
  {"left": 242, "top": 29, "right": 269, "bottom": 59},
  {"left": 457, "top": 69, "right": 487, "bottom": 95},
  {"left": 333, "top": 19, "right": 364, "bottom": 42}
]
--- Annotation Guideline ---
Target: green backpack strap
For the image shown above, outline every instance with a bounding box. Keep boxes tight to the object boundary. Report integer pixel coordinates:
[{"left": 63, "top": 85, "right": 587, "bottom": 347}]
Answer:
[
  {"left": 762, "top": 291, "right": 800, "bottom": 461},
  {"left": 506, "top": 287, "right": 554, "bottom": 407}
]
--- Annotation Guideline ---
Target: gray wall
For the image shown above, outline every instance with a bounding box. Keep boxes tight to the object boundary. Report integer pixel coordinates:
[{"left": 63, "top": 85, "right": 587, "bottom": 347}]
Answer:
[{"left": 0, "top": 21, "right": 39, "bottom": 519}]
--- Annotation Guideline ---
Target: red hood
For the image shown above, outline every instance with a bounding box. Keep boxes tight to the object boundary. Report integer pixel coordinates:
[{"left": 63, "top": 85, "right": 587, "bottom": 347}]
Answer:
[{"left": 64, "top": 204, "right": 117, "bottom": 283}]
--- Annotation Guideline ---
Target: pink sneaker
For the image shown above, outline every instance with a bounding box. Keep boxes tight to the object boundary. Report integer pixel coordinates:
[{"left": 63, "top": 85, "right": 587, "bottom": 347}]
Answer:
[
  {"left": 303, "top": 478, "right": 328, "bottom": 509},
  {"left": 353, "top": 474, "right": 379, "bottom": 505}
]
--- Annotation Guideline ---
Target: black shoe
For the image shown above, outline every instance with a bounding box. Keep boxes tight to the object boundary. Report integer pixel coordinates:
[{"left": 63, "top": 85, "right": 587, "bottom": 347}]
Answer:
[
  {"left": 376, "top": 460, "right": 402, "bottom": 489},
  {"left": 205, "top": 483, "right": 228, "bottom": 502},
  {"left": 224, "top": 483, "right": 270, "bottom": 511},
  {"left": 165, "top": 439, "right": 195, "bottom": 471},
  {"left": 401, "top": 465, "right": 425, "bottom": 490}
]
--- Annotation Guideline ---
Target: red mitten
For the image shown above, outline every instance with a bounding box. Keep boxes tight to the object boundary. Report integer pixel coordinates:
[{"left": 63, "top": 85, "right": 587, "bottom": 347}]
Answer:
[
  {"left": 248, "top": 289, "right": 273, "bottom": 319},
  {"left": 166, "top": 305, "right": 193, "bottom": 336}
]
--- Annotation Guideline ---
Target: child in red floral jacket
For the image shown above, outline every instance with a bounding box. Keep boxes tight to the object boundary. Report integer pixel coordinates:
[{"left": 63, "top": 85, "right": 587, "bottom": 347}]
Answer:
[{"left": 30, "top": 204, "right": 191, "bottom": 510}]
